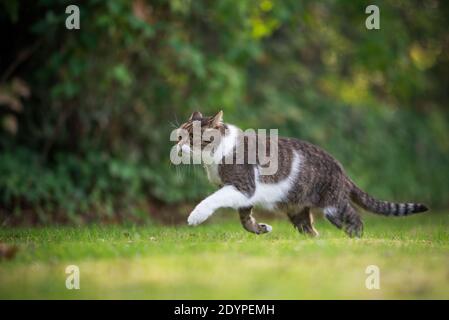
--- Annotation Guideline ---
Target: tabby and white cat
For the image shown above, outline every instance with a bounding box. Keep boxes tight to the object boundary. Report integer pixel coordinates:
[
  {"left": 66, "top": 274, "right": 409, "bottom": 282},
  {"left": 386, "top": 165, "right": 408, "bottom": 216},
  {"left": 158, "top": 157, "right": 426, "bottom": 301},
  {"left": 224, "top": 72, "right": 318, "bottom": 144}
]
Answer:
[{"left": 174, "top": 111, "right": 428, "bottom": 237}]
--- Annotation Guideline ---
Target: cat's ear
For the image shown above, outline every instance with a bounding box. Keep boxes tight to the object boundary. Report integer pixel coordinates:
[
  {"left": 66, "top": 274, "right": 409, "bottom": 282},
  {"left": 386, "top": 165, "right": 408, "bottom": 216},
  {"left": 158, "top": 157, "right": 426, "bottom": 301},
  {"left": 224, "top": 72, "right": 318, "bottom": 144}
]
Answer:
[
  {"left": 210, "top": 110, "right": 223, "bottom": 127},
  {"left": 189, "top": 111, "right": 203, "bottom": 121}
]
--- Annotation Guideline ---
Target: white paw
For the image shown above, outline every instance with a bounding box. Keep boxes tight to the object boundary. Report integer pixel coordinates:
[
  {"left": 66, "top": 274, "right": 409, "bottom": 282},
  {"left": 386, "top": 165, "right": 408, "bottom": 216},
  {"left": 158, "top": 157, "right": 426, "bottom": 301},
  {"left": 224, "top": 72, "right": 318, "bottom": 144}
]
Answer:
[
  {"left": 259, "top": 223, "right": 273, "bottom": 234},
  {"left": 264, "top": 224, "right": 273, "bottom": 233},
  {"left": 187, "top": 208, "right": 210, "bottom": 226}
]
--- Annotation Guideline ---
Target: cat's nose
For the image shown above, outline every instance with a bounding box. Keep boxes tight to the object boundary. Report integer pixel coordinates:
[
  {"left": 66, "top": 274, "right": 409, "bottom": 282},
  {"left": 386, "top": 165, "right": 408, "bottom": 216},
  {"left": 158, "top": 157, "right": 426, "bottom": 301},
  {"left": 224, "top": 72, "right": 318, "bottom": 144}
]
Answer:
[
  {"left": 181, "top": 144, "right": 191, "bottom": 154},
  {"left": 176, "top": 143, "right": 191, "bottom": 156}
]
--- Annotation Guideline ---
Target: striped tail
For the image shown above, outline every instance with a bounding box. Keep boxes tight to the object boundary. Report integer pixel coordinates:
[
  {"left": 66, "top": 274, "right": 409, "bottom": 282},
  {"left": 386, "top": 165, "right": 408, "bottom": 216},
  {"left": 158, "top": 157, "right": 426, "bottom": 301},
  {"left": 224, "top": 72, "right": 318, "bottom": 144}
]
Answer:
[{"left": 350, "top": 184, "right": 428, "bottom": 216}]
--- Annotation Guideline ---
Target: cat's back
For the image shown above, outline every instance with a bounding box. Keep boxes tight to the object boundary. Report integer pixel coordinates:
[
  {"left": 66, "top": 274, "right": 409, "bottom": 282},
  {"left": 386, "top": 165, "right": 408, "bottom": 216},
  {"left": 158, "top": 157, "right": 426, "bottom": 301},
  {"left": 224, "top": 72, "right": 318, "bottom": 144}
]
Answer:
[{"left": 280, "top": 137, "right": 344, "bottom": 170}]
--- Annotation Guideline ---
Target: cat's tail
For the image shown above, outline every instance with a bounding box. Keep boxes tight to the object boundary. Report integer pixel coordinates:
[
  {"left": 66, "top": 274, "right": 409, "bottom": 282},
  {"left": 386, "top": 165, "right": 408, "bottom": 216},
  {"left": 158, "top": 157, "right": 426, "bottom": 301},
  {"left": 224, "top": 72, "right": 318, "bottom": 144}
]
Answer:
[{"left": 349, "top": 183, "right": 428, "bottom": 216}]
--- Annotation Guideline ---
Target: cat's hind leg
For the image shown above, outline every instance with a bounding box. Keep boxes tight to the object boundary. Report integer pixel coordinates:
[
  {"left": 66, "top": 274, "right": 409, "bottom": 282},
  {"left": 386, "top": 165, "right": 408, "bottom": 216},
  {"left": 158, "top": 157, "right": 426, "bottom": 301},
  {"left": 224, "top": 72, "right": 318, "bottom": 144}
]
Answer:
[
  {"left": 238, "top": 207, "right": 272, "bottom": 234},
  {"left": 324, "top": 203, "right": 363, "bottom": 238},
  {"left": 287, "top": 207, "right": 319, "bottom": 237}
]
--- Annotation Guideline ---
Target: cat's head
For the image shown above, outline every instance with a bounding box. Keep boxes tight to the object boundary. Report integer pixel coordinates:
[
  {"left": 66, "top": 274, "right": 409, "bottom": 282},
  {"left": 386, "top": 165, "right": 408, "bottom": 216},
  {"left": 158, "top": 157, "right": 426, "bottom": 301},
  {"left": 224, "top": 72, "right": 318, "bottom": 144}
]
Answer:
[{"left": 175, "top": 111, "right": 225, "bottom": 155}]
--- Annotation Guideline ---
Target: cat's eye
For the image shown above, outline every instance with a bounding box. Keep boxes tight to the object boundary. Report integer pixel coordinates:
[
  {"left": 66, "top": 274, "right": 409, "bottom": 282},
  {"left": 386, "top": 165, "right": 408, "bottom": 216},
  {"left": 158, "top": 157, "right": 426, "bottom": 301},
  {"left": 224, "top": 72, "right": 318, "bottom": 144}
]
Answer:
[{"left": 202, "top": 136, "right": 214, "bottom": 144}]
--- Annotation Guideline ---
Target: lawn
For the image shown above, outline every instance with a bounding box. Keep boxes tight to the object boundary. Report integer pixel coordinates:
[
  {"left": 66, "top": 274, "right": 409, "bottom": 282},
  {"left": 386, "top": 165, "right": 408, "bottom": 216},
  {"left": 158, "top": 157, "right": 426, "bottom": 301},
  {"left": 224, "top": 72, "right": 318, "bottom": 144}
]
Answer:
[{"left": 0, "top": 211, "right": 448, "bottom": 299}]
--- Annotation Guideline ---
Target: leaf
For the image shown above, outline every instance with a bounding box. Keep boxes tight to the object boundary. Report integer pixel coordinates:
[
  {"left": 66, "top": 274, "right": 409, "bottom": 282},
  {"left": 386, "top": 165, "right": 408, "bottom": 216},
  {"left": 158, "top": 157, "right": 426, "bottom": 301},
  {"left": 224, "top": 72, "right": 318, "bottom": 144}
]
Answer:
[
  {"left": 12, "top": 77, "right": 30, "bottom": 98},
  {"left": 2, "top": 115, "right": 18, "bottom": 135},
  {"left": 0, "top": 243, "right": 19, "bottom": 260},
  {"left": 0, "top": 91, "right": 22, "bottom": 112}
]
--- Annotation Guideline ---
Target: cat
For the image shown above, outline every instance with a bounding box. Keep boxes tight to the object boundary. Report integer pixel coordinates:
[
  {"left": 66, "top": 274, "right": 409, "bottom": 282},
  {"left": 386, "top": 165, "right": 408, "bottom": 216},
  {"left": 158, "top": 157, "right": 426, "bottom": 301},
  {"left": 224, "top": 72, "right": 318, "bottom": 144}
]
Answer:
[{"left": 174, "top": 110, "right": 428, "bottom": 237}]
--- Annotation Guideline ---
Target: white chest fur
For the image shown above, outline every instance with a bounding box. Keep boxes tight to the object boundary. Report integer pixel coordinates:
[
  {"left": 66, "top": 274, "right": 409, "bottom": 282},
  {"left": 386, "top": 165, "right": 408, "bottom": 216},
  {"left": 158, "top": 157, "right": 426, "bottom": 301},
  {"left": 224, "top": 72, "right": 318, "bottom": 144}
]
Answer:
[
  {"left": 204, "top": 164, "right": 222, "bottom": 185},
  {"left": 250, "top": 151, "right": 302, "bottom": 210},
  {"left": 202, "top": 124, "right": 239, "bottom": 186}
]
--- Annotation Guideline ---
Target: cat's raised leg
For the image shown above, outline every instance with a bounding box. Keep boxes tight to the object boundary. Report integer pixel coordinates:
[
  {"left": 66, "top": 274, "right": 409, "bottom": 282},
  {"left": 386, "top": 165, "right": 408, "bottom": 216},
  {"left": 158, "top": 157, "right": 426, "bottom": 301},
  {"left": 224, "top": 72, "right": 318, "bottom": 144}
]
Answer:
[
  {"left": 324, "top": 203, "right": 363, "bottom": 238},
  {"left": 187, "top": 185, "right": 249, "bottom": 226},
  {"left": 238, "top": 207, "right": 272, "bottom": 234},
  {"left": 287, "top": 207, "right": 319, "bottom": 237}
]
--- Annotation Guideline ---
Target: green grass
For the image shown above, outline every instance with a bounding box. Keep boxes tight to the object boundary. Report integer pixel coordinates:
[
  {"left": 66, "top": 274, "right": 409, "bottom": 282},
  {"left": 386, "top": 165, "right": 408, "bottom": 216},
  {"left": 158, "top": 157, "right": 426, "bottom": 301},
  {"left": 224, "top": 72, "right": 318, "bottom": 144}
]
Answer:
[{"left": 1, "top": 212, "right": 449, "bottom": 299}]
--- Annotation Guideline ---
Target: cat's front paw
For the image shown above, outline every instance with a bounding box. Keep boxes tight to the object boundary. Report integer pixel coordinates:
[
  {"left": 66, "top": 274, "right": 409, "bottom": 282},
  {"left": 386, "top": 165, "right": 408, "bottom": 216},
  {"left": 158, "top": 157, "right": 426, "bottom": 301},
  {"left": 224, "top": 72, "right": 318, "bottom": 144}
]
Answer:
[
  {"left": 187, "top": 207, "right": 210, "bottom": 226},
  {"left": 258, "top": 223, "right": 273, "bottom": 234}
]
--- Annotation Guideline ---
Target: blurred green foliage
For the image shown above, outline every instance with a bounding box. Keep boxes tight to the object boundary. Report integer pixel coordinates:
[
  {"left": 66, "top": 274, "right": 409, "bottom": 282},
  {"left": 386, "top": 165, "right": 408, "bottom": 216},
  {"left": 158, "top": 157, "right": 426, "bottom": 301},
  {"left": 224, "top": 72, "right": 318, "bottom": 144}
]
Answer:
[{"left": 0, "top": 0, "right": 448, "bottom": 222}]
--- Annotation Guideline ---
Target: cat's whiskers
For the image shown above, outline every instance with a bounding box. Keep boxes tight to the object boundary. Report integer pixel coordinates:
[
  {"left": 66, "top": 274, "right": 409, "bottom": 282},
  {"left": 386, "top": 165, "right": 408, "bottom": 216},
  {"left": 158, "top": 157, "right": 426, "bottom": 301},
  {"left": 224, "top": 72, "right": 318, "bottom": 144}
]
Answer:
[
  {"left": 168, "top": 120, "right": 178, "bottom": 129},
  {"left": 173, "top": 113, "right": 180, "bottom": 127}
]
